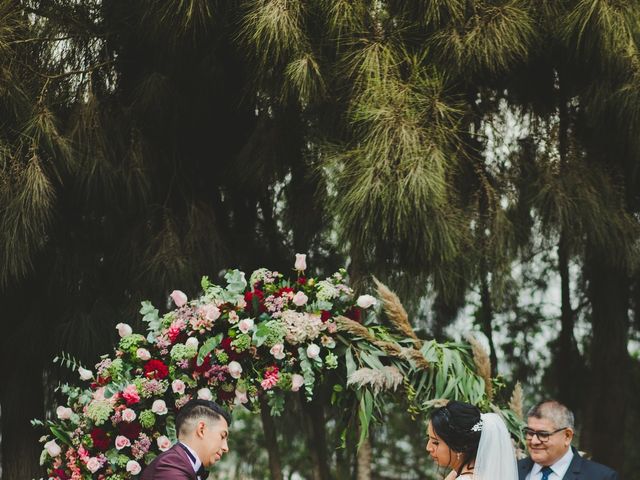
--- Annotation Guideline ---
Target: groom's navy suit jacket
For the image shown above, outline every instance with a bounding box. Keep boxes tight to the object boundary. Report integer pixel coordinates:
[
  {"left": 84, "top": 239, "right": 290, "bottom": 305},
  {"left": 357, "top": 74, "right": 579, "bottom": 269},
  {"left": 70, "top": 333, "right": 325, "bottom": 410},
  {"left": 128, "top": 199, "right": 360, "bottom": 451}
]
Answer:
[
  {"left": 141, "top": 444, "right": 197, "bottom": 480},
  {"left": 518, "top": 448, "right": 618, "bottom": 480}
]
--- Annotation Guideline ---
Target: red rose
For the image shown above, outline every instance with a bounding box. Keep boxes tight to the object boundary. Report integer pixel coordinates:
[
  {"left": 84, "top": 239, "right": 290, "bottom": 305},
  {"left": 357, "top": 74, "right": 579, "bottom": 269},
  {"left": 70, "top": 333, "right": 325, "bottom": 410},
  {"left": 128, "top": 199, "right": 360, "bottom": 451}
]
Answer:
[
  {"left": 320, "top": 310, "right": 332, "bottom": 322},
  {"left": 217, "top": 389, "right": 235, "bottom": 403},
  {"left": 276, "top": 287, "right": 294, "bottom": 297},
  {"left": 193, "top": 354, "right": 211, "bottom": 374},
  {"left": 244, "top": 290, "right": 265, "bottom": 313},
  {"left": 118, "top": 421, "right": 142, "bottom": 440},
  {"left": 297, "top": 277, "right": 307, "bottom": 285},
  {"left": 51, "top": 468, "right": 70, "bottom": 480},
  {"left": 90, "top": 427, "right": 110, "bottom": 452},
  {"left": 143, "top": 359, "right": 169, "bottom": 379}
]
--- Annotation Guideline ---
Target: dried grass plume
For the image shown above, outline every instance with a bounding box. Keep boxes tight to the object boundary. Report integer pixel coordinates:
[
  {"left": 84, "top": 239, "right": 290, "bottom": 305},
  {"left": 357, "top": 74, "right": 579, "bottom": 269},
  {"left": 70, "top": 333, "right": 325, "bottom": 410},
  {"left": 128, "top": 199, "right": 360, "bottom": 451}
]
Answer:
[
  {"left": 509, "top": 381, "right": 524, "bottom": 420},
  {"left": 465, "top": 333, "right": 493, "bottom": 401},
  {"left": 372, "top": 276, "right": 422, "bottom": 349}
]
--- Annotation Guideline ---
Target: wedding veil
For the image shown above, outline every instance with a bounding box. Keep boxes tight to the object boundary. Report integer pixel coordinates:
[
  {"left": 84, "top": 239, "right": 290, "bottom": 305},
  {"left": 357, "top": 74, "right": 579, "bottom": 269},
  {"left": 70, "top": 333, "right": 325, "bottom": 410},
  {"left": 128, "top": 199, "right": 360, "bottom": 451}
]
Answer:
[{"left": 473, "top": 412, "right": 518, "bottom": 480}]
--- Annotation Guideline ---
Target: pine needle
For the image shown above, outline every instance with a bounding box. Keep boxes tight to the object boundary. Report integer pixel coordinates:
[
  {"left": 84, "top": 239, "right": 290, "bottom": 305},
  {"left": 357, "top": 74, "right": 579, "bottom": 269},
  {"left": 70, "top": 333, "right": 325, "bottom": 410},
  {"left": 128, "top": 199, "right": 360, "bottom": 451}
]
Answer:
[
  {"left": 465, "top": 333, "right": 493, "bottom": 401},
  {"left": 372, "top": 276, "right": 422, "bottom": 348}
]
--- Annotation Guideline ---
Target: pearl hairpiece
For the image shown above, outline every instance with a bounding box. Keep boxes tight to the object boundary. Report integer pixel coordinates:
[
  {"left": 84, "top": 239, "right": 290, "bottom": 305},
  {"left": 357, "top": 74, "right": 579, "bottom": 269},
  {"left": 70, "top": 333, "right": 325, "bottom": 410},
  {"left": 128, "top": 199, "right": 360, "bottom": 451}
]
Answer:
[{"left": 471, "top": 419, "right": 483, "bottom": 432}]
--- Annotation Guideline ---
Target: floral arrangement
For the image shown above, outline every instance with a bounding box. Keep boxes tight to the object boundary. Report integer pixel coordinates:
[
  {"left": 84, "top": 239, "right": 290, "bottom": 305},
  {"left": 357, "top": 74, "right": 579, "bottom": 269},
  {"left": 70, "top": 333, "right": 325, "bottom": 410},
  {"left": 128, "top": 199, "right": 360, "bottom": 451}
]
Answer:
[{"left": 37, "top": 255, "right": 379, "bottom": 479}]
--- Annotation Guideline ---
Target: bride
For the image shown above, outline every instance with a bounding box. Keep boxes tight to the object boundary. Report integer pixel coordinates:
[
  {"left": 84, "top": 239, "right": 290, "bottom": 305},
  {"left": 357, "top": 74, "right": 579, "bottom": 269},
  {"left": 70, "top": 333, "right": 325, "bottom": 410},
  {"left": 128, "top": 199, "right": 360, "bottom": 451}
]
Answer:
[{"left": 426, "top": 401, "right": 518, "bottom": 479}]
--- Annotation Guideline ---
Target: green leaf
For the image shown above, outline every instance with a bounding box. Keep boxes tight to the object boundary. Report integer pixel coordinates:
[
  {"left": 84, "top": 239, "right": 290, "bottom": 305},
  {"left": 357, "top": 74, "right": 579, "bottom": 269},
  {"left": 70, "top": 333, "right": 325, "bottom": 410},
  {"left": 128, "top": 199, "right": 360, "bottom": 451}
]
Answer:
[
  {"left": 49, "top": 426, "right": 71, "bottom": 446},
  {"left": 345, "top": 348, "right": 356, "bottom": 377},
  {"left": 357, "top": 389, "right": 373, "bottom": 448},
  {"left": 197, "top": 334, "right": 223, "bottom": 366},
  {"left": 224, "top": 270, "right": 247, "bottom": 294},
  {"left": 166, "top": 415, "right": 177, "bottom": 442}
]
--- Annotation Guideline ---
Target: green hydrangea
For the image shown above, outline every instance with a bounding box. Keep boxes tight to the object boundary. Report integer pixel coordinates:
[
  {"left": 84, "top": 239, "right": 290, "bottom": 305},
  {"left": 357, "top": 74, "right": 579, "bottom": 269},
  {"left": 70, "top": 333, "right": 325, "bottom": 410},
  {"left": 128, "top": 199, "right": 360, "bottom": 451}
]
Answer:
[
  {"left": 231, "top": 333, "right": 252, "bottom": 352},
  {"left": 325, "top": 352, "right": 338, "bottom": 369},
  {"left": 106, "top": 475, "right": 125, "bottom": 480},
  {"left": 139, "top": 410, "right": 156, "bottom": 429},
  {"left": 221, "top": 382, "right": 234, "bottom": 393},
  {"left": 119, "top": 334, "right": 146, "bottom": 353},
  {"left": 115, "top": 454, "right": 131, "bottom": 467},
  {"left": 107, "top": 358, "right": 124, "bottom": 379},
  {"left": 215, "top": 350, "right": 229, "bottom": 364},
  {"left": 170, "top": 343, "right": 197, "bottom": 362},
  {"left": 85, "top": 399, "right": 113, "bottom": 425},
  {"left": 263, "top": 320, "right": 287, "bottom": 347},
  {"left": 276, "top": 372, "right": 292, "bottom": 390}
]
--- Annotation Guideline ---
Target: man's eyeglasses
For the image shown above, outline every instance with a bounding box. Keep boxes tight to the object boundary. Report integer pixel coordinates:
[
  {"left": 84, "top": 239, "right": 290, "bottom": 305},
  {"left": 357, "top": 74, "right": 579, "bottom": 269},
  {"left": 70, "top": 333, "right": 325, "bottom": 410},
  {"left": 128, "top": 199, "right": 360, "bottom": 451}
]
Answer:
[{"left": 522, "top": 427, "right": 567, "bottom": 442}]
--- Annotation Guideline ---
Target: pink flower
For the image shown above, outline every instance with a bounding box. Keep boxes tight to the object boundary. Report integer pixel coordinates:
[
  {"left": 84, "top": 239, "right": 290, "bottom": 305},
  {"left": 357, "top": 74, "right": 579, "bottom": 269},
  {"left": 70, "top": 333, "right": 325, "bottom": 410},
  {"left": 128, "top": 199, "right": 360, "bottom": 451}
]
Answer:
[
  {"left": 122, "top": 384, "right": 140, "bottom": 405},
  {"left": 261, "top": 376, "right": 278, "bottom": 390},
  {"left": 136, "top": 348, "right": 151, "bottom": 361},
  {"left": 172, "top": 379, "right": 186, "bottom": 394},
  {"left": 236, "top": 298, "right": 247, "bottom": 309},
  {"left": 356, "top": 294, "right": 377, "bottom": 309},
  {"left": 126, "top": 460, "right": 142, "bottom": 475},
  {"left": 325, "top": 321, "right": 337, "bottom": 334},
  {"left": 306, "top": 344, "right": 320, "bottom": 359},
  {"left": 294, "top": 253, "right": 307, "bottom": 272},
  {"left": 228, "top": 310, "right": 240, "bottom": 324},
  {"left": 292, "top": 291, "right": 308, "bottom": 306},
  {"left": 56, "top": 406, "right": 73, "bottom": 420},
  {"left": 115, "top": 323, "right": 133, "bottom": 338},
  {"left": 199, "top": 303, "right": 220, "bottom": 322},
  {"left": 151, "top": 399, "right": 168, "bottom": 415},
  {"left": 270, "top": 343, "right": 286, "bottom": 360},
  {"left": 86, "top": 457, "right": 101, "bottom": 473},
  {"left": 238, "top": 318, "right": 254, "bottom": 334},
  {"left": 170, "top": 290, "right": 188, "bottom": 307},
  {"left": 291, "top": 374, "right": 305, "bottom": 392},
  {"left": 115, "top": 435, "right": 131, "bottom": 450},
  {"left": 44, "top": 439, "right": 61, "bottom": 457},
  {"left": 122, "top": 408, "right": 137, "bottom": 423},
  {"left": 197, "top": 388, "right": 213, "bottom": 400},
  {"left": 228, "top": 361, "right": 243, "bottom": 379},
  {"left": 156, "top": 435, "right": 172, "bottom": 452},
  {"left": 235, "top": 389, "right": 248, "bottom": 404}
]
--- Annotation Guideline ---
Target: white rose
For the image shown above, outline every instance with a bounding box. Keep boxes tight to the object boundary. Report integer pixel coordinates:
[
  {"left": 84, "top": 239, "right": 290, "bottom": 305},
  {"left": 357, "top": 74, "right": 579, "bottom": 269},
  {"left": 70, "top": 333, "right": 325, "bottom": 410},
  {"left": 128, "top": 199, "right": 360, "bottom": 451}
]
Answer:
[
  {"left": 56, "top": 406, "right": 73, "bottom": 420},
  {"left": 197, "top": 388, "right": 213, "bottom": 401},
  {"left": 270, "top": 343, "right": 286, "bottom": 360},
  {"left": 136, "top": 348, "right": 151, "bottom": 361},
  {"left": 115, "top": 322, "right": 133, "bottom": 338},
  {"left": 294, "top": 253, "right": 307, "bottom": 271},
  {"left": 78, "top": 367, "right": 93, "bottom": 381},
  {"left": 44, "top": 439, "right": 61, "bottom": 457},
  {"left": 172, "top": 379, "right": 186, "bottom": 394},
  {"left": 238, "top": 318, "right": 254, "bottom": 334},
  {"left": 185, "top": 337, "right": 199, "bottom": 349},
  {"left": 170, "top": 290, "right": 188, "bottom": 307},
  {"left": 306, "top": 343, "right": 320, "bottom": 359},
  {"left": 291, "top": 374, "right": 305, "bottom": 392},
  {"left": 156, "top": 435, "right": 172, "bottom": 452},
  {"left": 122, "top": 408, "right": 137, "bottom": 423},
  {"left": 356, "top": 294, "right": 377, "bottom": 309},
  {"left": 292, "top": 291, "right": 308, "bottom": 307},
  {"left": 151, "top": 399, "right": 168, "bottom": 415},
  {"left": 227, "top": 361, "right": 243, "bottom": 379},
  {"left": 115, "top": 435, "right": 131, "bottom": 450},
  {"left": 86, "top": 457, "right": 101, "bottom": 473},
  {"left": 126, "top": 460, "right": 142, "bottom": 475}
]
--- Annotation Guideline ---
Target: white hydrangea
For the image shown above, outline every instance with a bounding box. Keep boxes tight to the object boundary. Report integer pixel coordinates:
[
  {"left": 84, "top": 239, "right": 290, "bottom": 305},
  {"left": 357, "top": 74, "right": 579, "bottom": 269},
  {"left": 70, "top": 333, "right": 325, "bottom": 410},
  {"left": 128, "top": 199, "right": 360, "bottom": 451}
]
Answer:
[
  {"left": 316, "top": 280, "right": 339, "bottom": 302},
  {"left": 281, "top": 311, "right": 324, "bottom": 344}
]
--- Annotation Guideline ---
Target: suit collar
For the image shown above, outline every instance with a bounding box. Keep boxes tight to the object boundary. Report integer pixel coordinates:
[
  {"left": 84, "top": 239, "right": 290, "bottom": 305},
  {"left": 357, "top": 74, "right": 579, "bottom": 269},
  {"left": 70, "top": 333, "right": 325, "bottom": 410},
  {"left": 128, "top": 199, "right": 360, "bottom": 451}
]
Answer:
[{"left": 520, "top": 447, "right": 584, "bottom": 480}]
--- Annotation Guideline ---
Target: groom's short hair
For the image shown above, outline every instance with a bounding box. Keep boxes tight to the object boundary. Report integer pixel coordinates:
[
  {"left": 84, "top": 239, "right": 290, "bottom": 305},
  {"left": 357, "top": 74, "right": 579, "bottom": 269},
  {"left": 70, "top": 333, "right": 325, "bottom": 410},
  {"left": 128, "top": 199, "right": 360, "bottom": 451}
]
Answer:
[
  {"left": 527, "top": 400, "right": 575, "bottom": 430},
  {"left": 176, "top": 399, "right": 231, "bottom": 437}
]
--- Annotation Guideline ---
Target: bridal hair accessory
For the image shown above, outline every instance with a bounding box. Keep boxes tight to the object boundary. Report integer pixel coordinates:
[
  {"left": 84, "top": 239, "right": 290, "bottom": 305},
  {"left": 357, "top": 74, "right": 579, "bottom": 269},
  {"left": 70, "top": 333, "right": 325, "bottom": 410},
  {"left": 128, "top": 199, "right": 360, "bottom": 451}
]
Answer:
[{"left": 471, "top": 419, "right": 483, "bottom": 432}]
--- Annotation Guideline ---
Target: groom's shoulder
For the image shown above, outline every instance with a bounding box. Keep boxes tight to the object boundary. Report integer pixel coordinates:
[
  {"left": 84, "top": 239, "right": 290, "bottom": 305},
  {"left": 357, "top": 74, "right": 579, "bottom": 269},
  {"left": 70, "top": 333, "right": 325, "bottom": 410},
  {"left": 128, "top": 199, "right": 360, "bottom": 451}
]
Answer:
[{"left": 578, "top": 456, "right": 618, "bottom": 479}]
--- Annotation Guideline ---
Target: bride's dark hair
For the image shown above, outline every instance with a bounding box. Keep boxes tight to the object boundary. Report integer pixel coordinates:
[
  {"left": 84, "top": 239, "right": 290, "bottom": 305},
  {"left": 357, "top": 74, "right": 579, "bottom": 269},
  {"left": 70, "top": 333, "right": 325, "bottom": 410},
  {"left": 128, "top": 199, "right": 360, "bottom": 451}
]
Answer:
[{"left": 430, "top": 401, "right": 482, "bottom": 473}]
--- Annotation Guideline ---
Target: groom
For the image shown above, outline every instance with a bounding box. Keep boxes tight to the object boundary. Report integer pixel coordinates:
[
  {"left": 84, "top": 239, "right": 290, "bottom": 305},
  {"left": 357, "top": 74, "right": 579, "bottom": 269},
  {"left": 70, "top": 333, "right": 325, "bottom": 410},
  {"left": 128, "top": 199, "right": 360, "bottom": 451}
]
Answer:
[
  {"left": 518, "top": 400, "right": 617, "bottom": 480},
  {"left": 142, "top": 399, "right": 231, "bottom": 480}
]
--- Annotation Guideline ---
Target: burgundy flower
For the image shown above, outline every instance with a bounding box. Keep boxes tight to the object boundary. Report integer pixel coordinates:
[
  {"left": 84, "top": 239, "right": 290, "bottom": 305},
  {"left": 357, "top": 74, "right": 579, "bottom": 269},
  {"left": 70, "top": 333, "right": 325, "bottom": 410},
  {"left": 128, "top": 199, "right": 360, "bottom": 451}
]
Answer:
[
  {"left": 244, "top": 290, "right": 265, "bottom": 313},
  {"left": 193, "top": 354, "right": 211, "bottom": 374},
  {"left": 118, "top": 421, "right": 142, "bottom": 440},
  {"left": 143, "top": 359, "right": 169, "bottom": 379},
  {"left": 90, "top": 427, "right": 110, "bottom": 452},
  {"left": 297, "top": 277, "right": 307, "bottom": 285},
  {"left": 51, "top": 468, "right": 70, "bottom": 480},
  {"left": 345, "top": 307, "right": 361, "bottom": 323},
  {"left": 320, "top": 310, "right": 332, "bottom": 322},
  {"left": 276, "top": 287, "right": 294, "bottom": 297}
]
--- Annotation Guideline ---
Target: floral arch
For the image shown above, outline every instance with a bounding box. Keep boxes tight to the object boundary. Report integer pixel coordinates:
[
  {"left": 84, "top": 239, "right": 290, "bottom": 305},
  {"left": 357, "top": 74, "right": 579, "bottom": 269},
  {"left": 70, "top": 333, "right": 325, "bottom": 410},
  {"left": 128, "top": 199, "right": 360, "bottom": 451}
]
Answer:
[{"left": 36, "top": 255, "right": 522, "bottom": 479}]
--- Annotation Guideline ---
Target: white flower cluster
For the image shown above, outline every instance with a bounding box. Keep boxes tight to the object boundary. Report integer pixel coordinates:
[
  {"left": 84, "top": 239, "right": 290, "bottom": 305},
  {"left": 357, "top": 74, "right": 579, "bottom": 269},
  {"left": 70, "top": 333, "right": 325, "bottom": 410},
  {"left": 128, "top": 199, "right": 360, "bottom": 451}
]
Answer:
[
  {"left": 316, "top": 280, "right": 339, "bottom": 302},
  {"left": 280, "top": 310, "right": 324, "bottom": 344}
]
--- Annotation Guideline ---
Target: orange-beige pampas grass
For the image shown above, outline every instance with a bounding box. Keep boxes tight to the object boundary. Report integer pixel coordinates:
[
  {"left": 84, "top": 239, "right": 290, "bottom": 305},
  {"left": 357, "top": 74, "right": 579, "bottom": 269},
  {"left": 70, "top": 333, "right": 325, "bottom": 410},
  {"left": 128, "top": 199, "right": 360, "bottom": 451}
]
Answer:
[
  {"left": 465, "top": 333, "right": 493, "bottom": 402},
  {"left": 372, "top": 276, "right": 422, "bottom": 349}
]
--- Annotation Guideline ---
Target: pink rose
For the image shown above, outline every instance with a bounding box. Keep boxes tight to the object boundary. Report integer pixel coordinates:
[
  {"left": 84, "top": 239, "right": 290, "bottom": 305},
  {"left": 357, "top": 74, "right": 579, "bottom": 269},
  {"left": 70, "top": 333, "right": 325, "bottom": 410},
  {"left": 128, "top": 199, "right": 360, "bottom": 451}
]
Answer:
[
  {"left": 294, "top": 253, "right": 307, "bottom": 272},
  {"left": 199, "top": 303, "right": 220, "bottom": 322},
  {"left": 156, "top": 435, "right": 172, "bottom": 452},
  {"left": 115, "top": 435, "right": 131, "bottom": 450},
  {"left": 238, "top": 318, "right": 254, "bottom": 334},
  {"left": 122, "top": 384, "right": 140, "bottom": 405},
  {"left": 86, "top": 457, "right": 101, "bottom": 473},
  {"left": 270, "top": 343, "right": 286, "bottom": 360},
  {"left": 126, "top": 460, "right": 142, "bottom": 475},
  {"left": 325, "top": 322, "right": 337, "bottom": 334},
  {"left": 291, "top": 374, "right": 305, "bottom": 392},
  {"left": 151, "top": 399, "right": 168, "bottom": 415},
  {"left": 197, "top": 388, "right": 213, "bottom": 400},
  {"left": 228, "top": 361, "right": 243, "bottom": 379},
  {"left": 172, "top": 379, "right": 186, "bottom": 394},
  {"left": 122, "top": 408, "right": 137, "bottom": 423},
  {"left": 356, "top": 294, "right": 377, "bottom": 309},
  {"left": 170, "top": 290, "right": 188, "bottom": 307},
  {"left": 44, "top": 439, "right": 61, "bottom": 457},
  {"left": 235, "top": 389, "right": 248, "bottom": 404},
  {"left": 306, "top": 344, "right": 320, "bottom": 359},
  {"left": 228, "top": 310, "right": 240, "bottom": 324},
  {"left": 292, "top": 291, "right": 308, "bottom": 306},
  {"left": 56, "top": 406, "right": 73, "bottom": 420},
  {"left": 115, "top": 323, "right": 133, "bottom": 338},
  {"left": 136, "top": 348, "right": 151, "bottom": 361}
]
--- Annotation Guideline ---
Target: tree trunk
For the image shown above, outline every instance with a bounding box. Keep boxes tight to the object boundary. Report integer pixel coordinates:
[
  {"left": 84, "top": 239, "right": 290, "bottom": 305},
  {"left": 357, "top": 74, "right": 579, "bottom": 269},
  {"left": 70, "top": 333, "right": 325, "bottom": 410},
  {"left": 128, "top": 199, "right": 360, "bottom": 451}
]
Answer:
[
  {"left": 303, "top": 397, "right": 331, "bottom": 480},
  {"left": 260, "top": 397, "right": 284, "bottom": 480},
  {"left": 583, "top": 250, "right": 629, "bottom": 471},
  {"left": 356, "top": 437, "right": 372, "bottom": 480},
  {"left": 479, "top": 257, "right": 498, "bottom": 375}
]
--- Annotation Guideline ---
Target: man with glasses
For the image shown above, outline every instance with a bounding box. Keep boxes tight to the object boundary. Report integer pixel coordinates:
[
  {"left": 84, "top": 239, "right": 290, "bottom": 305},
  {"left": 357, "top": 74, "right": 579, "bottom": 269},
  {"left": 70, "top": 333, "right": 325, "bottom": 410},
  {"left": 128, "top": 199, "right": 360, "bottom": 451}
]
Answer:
[{"left": 518, "top": 400, "right": 618, "bottom": 480}]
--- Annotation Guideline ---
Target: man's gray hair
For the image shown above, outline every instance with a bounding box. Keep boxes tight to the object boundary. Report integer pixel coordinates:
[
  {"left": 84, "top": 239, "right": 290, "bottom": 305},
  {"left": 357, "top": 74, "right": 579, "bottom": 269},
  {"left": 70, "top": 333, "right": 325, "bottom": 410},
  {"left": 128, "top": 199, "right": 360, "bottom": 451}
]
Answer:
[{"left": 527, "top": 400, "right": 575, "bottom": 429}]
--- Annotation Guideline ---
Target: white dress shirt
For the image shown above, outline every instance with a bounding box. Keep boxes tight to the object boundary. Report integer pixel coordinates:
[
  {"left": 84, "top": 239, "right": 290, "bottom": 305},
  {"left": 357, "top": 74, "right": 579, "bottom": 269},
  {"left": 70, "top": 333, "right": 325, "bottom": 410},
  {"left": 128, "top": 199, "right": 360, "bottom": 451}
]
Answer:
[
  {"left": 180, "top": 441, "right": 203, "bottom": 475},
  {"left": 526, "top": 448, "right": 574, "bottom": 480}
]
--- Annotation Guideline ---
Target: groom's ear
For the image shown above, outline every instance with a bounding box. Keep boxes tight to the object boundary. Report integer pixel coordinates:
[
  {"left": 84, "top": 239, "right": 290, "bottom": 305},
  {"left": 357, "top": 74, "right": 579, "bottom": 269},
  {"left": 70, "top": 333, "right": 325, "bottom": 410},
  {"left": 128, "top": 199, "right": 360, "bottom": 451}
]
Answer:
[
  {"left": 564, "top": 428, "right": 574, "bottom": 444},
  {"left": 195, "top": 420, "right": 207, "bottom": 439}
]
